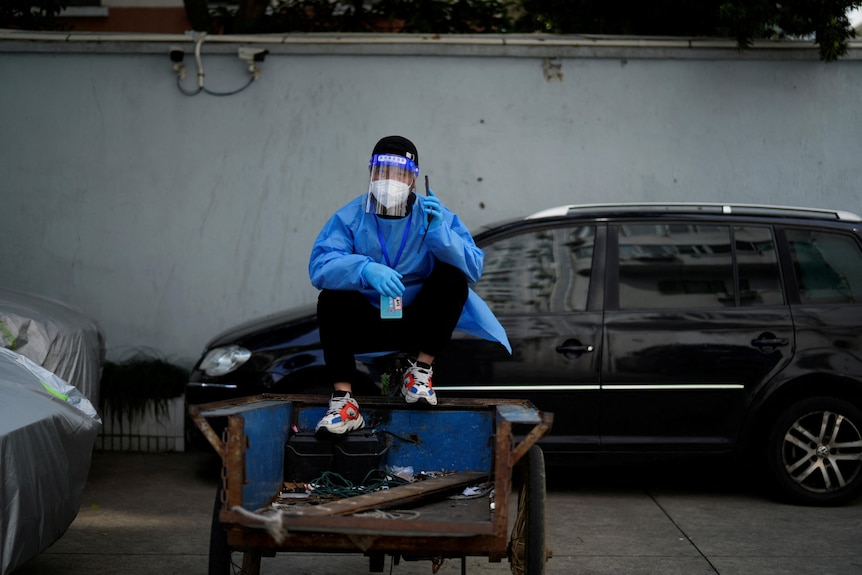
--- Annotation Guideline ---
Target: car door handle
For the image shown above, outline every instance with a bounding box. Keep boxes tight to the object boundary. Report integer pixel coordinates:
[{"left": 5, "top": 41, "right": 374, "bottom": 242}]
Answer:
[
  {"left": 555, "top": 341, "right": 595, "bottom": 357},
  {"left": 751, "top": 338, "right": 788, "bottom": 346},
  {"left": 751, "top": 333, "right": 789, "bottom": 352}
]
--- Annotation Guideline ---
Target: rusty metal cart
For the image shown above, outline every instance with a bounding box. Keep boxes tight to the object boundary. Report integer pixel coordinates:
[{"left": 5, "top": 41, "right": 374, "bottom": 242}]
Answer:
[{"left": 189, "top": 394, "right": 553, "bottom": 575}]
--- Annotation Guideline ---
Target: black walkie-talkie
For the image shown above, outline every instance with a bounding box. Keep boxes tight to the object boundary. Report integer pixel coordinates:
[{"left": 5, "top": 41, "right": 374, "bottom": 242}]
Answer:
[{"left": 419, "top": 174, "right": 431, "bottom": 252}]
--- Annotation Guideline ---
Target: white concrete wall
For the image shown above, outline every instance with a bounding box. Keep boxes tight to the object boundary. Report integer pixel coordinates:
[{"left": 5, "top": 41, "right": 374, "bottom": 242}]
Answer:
[{"left": 1, "top": 34, "right": 860, "bottom": 366}]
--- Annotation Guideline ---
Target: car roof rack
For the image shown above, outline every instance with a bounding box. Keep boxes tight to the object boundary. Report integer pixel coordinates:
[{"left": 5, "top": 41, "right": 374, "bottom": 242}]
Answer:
[{"left": 526, "top": 202, "right": 862, "bottom": 223}]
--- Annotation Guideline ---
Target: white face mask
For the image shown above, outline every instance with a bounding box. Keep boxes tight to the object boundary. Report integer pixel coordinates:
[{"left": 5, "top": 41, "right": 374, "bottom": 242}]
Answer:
[{"left": 370, "top": 179, "right": 411, "bottom": 210}]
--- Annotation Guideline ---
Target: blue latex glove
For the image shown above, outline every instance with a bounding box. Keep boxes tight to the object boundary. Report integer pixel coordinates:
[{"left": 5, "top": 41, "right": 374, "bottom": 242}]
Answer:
[
  {"left": 362, "top": 262, "right": 404, "bottom": 299},
  {"left": 423, "top": 188, "right": 443, "bottom": 231}
]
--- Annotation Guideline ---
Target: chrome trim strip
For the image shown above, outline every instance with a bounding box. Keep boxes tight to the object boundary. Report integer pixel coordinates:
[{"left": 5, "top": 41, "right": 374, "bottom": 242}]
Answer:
[
  {"left": 186, "top": 382, "right": 239, "bottom": 389},
  {"left": 436, "top": 383, "right": 743, "bottom": 392},
  {"left": 436, "top": 385, "right": 601, "bottom": 392},
  {"left": 604, "top": 384, "right": 745, "bottom": 390}
]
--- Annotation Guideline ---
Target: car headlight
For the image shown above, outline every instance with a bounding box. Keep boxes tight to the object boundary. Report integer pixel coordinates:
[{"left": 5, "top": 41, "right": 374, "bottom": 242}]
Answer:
[{"left": 199, "top": 345, "right": 252, "bottom": 377}]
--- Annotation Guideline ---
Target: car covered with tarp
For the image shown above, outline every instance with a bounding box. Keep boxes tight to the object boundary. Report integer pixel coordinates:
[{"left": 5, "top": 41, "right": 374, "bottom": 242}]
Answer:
[
  {"left": 0, "top": 288, "right": 105, "bottom": 405},
  {"left": 0, "top": 347, "right": 101, "bottom": 574}
]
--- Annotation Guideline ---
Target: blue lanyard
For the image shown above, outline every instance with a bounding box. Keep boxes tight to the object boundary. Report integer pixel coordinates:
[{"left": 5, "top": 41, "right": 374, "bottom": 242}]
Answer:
[{"left": 374, "top": 211, "right": 412, "bottom": 269}]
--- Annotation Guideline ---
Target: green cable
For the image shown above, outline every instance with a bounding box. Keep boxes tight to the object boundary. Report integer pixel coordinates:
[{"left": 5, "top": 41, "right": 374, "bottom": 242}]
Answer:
[{"left": 307, "top": 469, "right": 409, "bottom": 499}]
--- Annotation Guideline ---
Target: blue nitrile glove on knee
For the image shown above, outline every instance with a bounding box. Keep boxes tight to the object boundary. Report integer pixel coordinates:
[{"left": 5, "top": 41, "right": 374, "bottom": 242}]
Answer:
[{"left": 362, "top": 262, "right": 404, "bottom": 299}]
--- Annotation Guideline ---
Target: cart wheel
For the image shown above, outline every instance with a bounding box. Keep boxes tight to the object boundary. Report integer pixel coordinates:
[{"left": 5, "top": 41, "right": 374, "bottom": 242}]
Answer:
[
  {"left": 509, "top": 445, "right": 547, "bottom": 575},
  {"left": 209, "top": 487, "right": 231, "bottom": 575},
  {"left": 209, "top": 488, "right": 263, "bottom": 575}
]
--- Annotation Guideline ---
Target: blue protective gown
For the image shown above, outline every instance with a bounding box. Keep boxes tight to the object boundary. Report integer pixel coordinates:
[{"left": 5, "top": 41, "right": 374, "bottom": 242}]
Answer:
[{"left": 309, "top": 194, "right": 511, "bottom": 353}]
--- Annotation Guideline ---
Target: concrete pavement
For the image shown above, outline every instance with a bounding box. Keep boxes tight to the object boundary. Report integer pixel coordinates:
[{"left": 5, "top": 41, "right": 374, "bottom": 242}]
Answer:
[{"left": 13, "top": 450, "right": 862, "bottom": 574}]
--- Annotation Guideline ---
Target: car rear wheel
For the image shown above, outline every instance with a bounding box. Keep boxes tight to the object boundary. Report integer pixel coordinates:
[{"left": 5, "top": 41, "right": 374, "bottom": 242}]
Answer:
[{"left": 764, "top": 396, "right": 862, "bottom": 506}]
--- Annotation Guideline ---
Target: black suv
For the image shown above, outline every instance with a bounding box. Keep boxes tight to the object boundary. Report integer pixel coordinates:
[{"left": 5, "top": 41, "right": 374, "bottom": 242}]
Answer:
[{"left": 187, "top": 203, "right": 862, "bottom": 505}]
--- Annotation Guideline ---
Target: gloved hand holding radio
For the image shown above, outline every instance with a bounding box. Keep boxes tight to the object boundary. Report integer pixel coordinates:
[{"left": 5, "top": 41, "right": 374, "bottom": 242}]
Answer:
[
  {"left": 423, "top": 188, "right": 443, "bottom": 232},
  {"left": 362, "top": 262, "right": 404, "bottom": 299}
]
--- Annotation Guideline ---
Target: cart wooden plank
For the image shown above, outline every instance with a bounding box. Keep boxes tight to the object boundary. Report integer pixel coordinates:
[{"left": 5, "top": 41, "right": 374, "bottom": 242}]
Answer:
[{"left": 282, "top": 471, "right": 488, "bottom": 517}]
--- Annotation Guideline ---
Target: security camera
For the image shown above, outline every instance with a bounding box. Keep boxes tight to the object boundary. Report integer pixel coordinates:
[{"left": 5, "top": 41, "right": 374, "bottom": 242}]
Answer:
[
  {"left": 169, "top": 46, "right": 186, "bottom": 80},
  {"left": 238, "top": 47, "right": 269, "bottom": 63}
]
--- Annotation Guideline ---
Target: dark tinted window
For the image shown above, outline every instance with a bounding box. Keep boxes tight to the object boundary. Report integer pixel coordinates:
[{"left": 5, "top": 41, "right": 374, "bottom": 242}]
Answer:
[
  {"left": 476, "top": 226, "right": 595, "bottom": 314},
  {"left": 735, "top": 226, "right": 783, "bottom": 306},
  {"left": 618, "top": 224, "right": 733, "bottom": 310},
  {"left": 787, "top": 229, "right": 862, "bottom": 303},
  {"left": 617, "top": 224, "right": 784, "bottom": 309}
]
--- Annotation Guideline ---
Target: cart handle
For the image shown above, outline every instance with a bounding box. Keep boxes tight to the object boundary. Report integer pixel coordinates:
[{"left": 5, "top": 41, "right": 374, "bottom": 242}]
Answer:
[
  {"left": 188, "top": 404, "right": 226, "bottom": 459},
  {"left": 510, "top": 411, "right": 553, "bottom": 466}
]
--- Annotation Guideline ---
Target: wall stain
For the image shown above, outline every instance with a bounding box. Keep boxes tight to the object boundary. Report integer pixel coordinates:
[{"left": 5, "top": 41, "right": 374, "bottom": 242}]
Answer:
[{"left": 543, "top": 58, "right": 563, "bottom": 82}]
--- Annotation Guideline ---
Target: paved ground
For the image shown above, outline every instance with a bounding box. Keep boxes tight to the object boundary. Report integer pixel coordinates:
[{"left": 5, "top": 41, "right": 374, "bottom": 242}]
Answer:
[{"left": 13, "top": 450, "right": 862, "bottom": 575}]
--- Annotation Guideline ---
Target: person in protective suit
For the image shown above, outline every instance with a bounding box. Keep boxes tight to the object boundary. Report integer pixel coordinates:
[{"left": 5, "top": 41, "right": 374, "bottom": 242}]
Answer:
[{"left": 309, "top": 135, "right": 510, "bottom": 434}]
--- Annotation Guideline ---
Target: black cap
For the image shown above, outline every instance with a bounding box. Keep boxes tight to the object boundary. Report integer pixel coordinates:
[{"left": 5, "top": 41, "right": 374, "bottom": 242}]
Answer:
[{"left": 371, "top": 135, "right": 418, "bottom": 166}]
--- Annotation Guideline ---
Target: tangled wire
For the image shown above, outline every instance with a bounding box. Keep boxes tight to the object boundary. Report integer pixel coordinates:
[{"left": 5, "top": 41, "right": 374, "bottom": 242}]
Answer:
[{"left": 305, "top": 469, "right": 410, "bottom": 498}]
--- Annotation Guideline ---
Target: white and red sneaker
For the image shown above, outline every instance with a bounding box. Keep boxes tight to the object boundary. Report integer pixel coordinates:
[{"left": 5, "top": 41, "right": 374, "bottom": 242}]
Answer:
[
  {"left": 402, "top": 361, "right": 437, "bottom": 406},
  {"left": 315, "top": 392, "right": 365, "bottom": 434}
]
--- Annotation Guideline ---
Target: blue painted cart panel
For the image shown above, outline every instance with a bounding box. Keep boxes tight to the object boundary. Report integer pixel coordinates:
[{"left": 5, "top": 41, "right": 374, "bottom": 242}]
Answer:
[{"left": 239, "top": 402, "right": 293, "bottom": 511}]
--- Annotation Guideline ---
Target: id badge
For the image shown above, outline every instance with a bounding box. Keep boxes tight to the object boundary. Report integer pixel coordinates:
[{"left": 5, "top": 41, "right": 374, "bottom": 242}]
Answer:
[{"left": 380, "top": 295, "right": 403, "bottom": 319}]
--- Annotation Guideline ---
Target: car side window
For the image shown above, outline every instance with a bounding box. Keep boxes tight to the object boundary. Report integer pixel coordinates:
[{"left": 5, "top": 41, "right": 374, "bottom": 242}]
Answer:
[
  {"left": 617, "top": 224, "right": 784, "bottom": 309},
  {"left": 476, "top": 226, "right": 595, "bottom": 314},
  {"left": 618, "top": 224, "right": 734, "bottom": 309},
  {"left": 735, "top": 226, "right": 784, "bottom": 306},
  {"left": 786, "top": 229, "right": 862, "bottom": 304}
]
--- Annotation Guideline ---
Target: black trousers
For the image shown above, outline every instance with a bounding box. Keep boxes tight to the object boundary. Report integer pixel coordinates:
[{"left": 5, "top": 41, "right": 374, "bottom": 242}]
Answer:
[{"left": 317, "top": 262, "right": 468, "bottom": 385}]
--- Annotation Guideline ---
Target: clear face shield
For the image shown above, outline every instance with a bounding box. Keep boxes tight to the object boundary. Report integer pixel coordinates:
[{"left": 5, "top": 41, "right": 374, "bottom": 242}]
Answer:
[{"left": 366, "top": 153, "right": 419, "bottom": 217}]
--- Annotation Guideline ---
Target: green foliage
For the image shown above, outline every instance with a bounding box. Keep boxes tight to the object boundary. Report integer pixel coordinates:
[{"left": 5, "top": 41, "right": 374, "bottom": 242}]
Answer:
[
  {"left": 211, "top": 0, "right": 511, "bottom": 34},
  {"left": 205, "top": 0, "right": 860, "bottom": 61},
  {"left": 514, "top": 0, "right": 723, "bottom": 36},
  {"left": 374, "top": 0, "right": 511, "bottom": 33},
  {"left": 512, "top": 0, "right": 860, "bottom": 61},
  {"left": 0, "top": 0, "right": 69, "bottom": 30},
  {"left": 100, "top": 352, "right": 189, "bottom": 425},
  {"left": 718, "top": 0, "right": 860, "bottom": 60},
  {"left": 2, "top": 0, "right": 859, "bottom": 61},
  {"left": 773, "top": 0, "right": 859, "bottom": 61}
]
